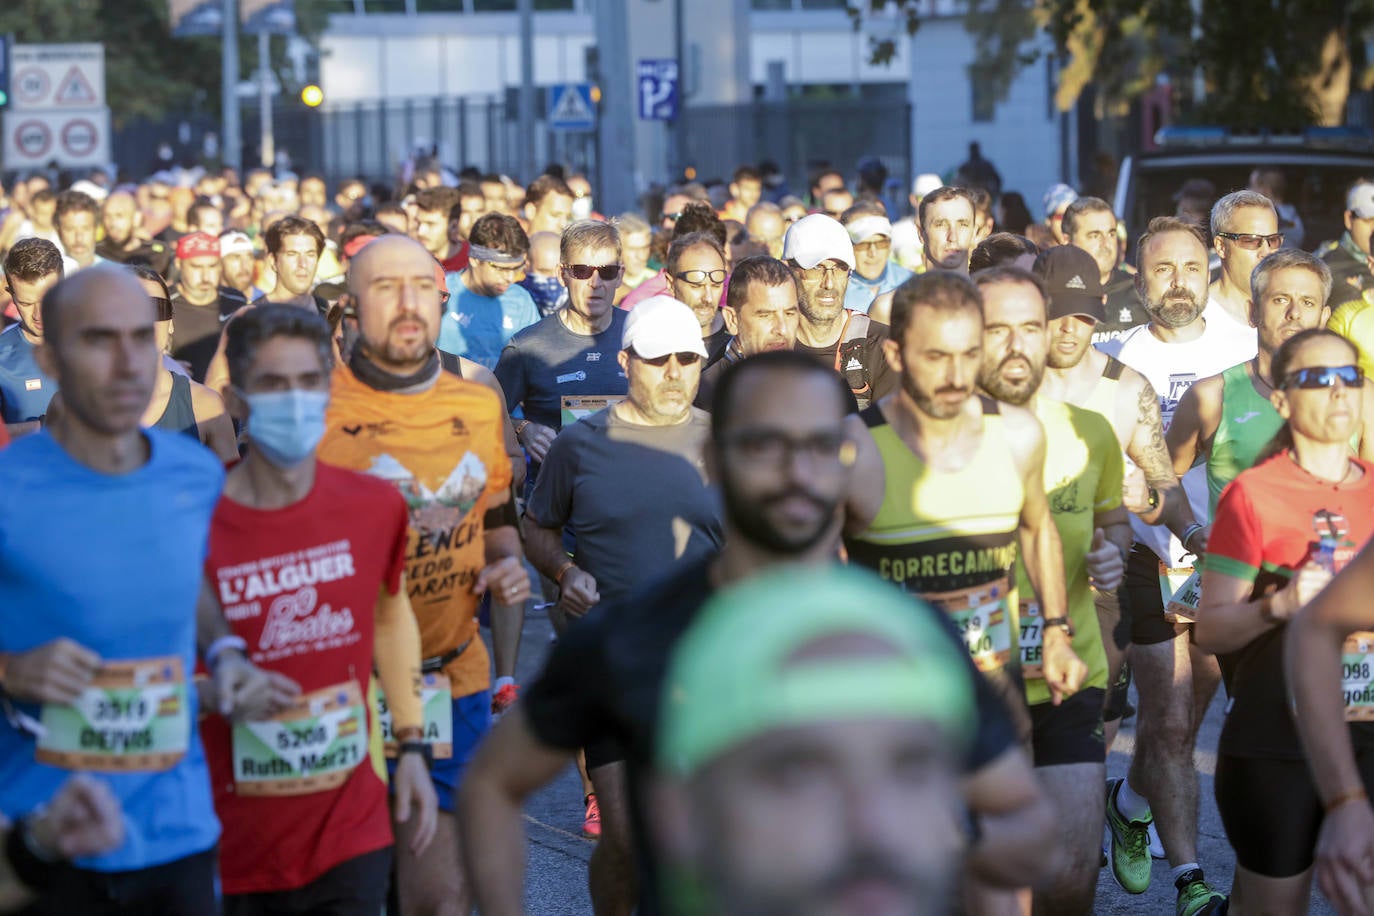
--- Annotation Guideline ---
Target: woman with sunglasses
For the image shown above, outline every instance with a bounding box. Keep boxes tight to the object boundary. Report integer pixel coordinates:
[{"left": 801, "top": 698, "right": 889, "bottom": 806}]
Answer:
[{"left": 1194, "top": 328, "right": 1374, "bottom": 915}]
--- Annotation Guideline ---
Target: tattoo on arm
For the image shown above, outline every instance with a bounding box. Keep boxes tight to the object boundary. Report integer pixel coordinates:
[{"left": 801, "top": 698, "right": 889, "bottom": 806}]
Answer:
[{"left": 1133, "top": 382, "right": 1174, "bottom": 486}]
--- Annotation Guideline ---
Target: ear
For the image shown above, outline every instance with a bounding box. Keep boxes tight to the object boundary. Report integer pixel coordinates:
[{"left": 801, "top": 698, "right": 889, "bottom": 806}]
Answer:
[
  {"left": 1321, "top": 304, "right": 1332, "bottom": 326},
  {"left": 881, "top": 335, "right": 903, "bottom": 375},
  {"left": 1347, "top": 211, "right": 1355, "bottom": 233},
  {"left": 720, "top": 305, "right": 740, "bottom": 336},
  {"left": 1247, "top": 298, "right": 1258, "bottom": 329},
  {"left": 1214, "top": 235, "right": 1227, "bottom": 261},
  {"left": 617, "top": 349, "right": 631, "bottom": 375},
  {"left": 1270, "top": 386, "right": 1291, "bottom": 421}
]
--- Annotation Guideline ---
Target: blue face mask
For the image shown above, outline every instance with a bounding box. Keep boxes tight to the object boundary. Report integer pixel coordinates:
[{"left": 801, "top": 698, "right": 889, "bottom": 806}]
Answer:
[
  {"left": 519, "top": 274, "right": 566, "bottom": 316},
  {"left": 241, "top": 389, "right": 329, "bottom": 468}
]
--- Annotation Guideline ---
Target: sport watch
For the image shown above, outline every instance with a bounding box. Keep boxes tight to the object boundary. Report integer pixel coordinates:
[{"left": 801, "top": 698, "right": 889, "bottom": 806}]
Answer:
[
  {"left": 399, "top": 740, "right": 433, "bottom": 769},
  {"left": 1146, "top": 487, "right": 1159, "bottom": 510},
  {"left": 1041, "top": 616, "right": 1075, "bottom": 638}
]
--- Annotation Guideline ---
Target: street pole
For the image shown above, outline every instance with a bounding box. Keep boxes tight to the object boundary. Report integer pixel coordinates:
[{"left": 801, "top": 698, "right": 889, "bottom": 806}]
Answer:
[
  {"left": 517, "top": 0, "right": 535, "bottom": 183},
  {"left": 222, "top": 0, "right": 241, "bottom": 172},
  {"left": 259, "top": 29, "right": 274, "bottom": 169}
]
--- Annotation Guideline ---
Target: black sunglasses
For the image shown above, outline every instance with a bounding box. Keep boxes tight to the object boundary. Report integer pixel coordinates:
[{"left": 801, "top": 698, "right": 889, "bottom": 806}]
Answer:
[
  {"left": 1284, "top": 365, "right": 1363, "bottom": 390},
  {"left": 565, "top": 263, "right": 623, "bottom": 281},
  {"left": 638, "top": 351, "right": 702, "bottom": 367},
  {"left": 1215, "top": 231, "right": 1284, "bottom": 251}
]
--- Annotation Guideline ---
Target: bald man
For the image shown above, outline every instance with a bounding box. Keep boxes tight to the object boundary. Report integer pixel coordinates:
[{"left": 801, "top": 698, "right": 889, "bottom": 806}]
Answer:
[{"left": 95, "top": 190, "right": 171, "bottom": 275}]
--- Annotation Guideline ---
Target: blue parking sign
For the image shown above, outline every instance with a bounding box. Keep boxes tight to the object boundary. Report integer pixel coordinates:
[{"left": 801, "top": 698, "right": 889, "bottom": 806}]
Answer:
[{"left": 637, "top": 59, "right": 679, "bottom": 121}]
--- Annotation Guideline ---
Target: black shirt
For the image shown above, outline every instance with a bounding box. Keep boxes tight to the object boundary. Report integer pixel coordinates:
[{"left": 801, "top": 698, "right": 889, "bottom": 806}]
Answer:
[
  {"left": 522, "top": 555, "right": 1020, "bottom": 915},
  {"left": 95, "top": 238, "right": 173, "bottom": 276},
  {"left": 793, "top": 313, "right": 896, "bottom": 410},
  {"left": 1322, "top": 239, "right": 1372, "bottom": 310},
  {"left": 1094, "top": 267, "right": 1149, "bottom": 348},
  {"left": 169, "top": 287, "right": 247, "bottom": 382}
]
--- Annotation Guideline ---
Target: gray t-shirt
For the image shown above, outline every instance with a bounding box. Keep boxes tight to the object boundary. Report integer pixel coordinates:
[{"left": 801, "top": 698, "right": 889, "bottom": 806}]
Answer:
[
  {"left": 494, "top": 310, "right": 629, "bottom": 432},
  {"left": 525, "top": 406, "right": 724, "bottom": 606}
]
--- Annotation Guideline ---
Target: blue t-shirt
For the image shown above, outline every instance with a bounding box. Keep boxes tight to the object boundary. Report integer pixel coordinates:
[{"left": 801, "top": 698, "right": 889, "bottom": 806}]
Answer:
[
  {"left": 0, "top": 325, "right": 56, "bottom": 423},
  {"left": 494, "top": 309, "right": 629, "bottom": 432},
  {"left": 0, "top": 429, "right": 225, "bottom": 871},
  {"left": 844, "top": 262, "right": 910, "bottom": 313},
  {"left": 437, "top": 272, "right": 541, "bottom": 370}
]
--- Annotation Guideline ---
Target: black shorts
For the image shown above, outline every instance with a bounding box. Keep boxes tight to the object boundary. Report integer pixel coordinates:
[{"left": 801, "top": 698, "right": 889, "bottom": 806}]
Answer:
[
  {"left": 1214, "top": 753, "right": 1374, "bottom": 877},
  {"left": 585, "top": 732, "right": 627, "bottom": 771},
  {"left": 17, "top": 846, "right": 216, "bottom": 916},
  {"left": 224, "top": 846, "right": 392, "bottom": 916},
  {"left": 1121, "top": 544, "right": 1189, "bottom": 647},
  {"left": 1095, "top": 589, "right": 1133, "bottom": 723},
  {"left": 1029, "top": 687, "right": 1106, "bottom": 767}
]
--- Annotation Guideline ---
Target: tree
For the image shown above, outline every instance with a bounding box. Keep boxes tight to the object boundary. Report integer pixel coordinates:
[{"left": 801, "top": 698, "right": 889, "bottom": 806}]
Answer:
[{"left": 846, "top": 0, "right": 1374, "bottom": 127}]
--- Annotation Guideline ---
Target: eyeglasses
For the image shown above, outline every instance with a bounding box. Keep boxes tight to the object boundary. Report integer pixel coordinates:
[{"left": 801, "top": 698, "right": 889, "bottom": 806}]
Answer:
[
  {"left": 1284, "top": 365, "right": 1363, "bottom": 390},
  {"left": 636, "top": 351, "right": 702, "bottom": 367},
  {"left": 790, "top": 261, "right": 848, "bottom": 283},
  {"left": 663, "top": 211, "right": 684, "bottom": 223},
  {"left": 723, "top": 430, "right": 856, "bottom": 468},
  {"left": 853, "top": 239, "right": 892, "bottom": 255},
  {"left": 1216, "top": 231, "right": 1284, "bottom": 251},
  {"left": 151, "top": 296, "right": 174, "bottom": 321},
  {"left": 564, "top": 263, "right": 623, "bottom": 281},
  {"left": 673, "top": 269, "right": 727, "bottom": 286}
]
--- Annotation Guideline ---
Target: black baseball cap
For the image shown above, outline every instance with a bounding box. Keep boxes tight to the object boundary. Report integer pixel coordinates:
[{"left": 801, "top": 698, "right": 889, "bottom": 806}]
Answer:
[{"left": 1033, "top": 245, "right": 1105, "bottom": 322}]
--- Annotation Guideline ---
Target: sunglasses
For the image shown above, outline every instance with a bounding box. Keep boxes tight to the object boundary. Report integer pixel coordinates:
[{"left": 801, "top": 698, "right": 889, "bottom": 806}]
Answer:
[
  {"left": 663, "top": 211, "right": 684, "bottom": 223},
  {"left": 673, "top": 269, "right": 727, "bottom": 286},
  {"left": 637, "top": 351, "right": 702, "bottom": 367},
  {"left": 565, "top": 263, "right": 623, "bottom": 281},
  {"left": 1283, "top": 365, "right": 1364, "bottom": 390},
  {"left": 151, "top": 296, "right": 174, "bottom": 321},
  {"left": 1216, "top": 231, "right": 1284, "bottom": 251}
]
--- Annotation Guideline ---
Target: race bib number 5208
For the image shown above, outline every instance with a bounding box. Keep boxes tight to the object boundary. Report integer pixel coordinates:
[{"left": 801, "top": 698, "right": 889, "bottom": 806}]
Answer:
[{"left": 232, "top": 681, "right": 368, "bottom": 796}]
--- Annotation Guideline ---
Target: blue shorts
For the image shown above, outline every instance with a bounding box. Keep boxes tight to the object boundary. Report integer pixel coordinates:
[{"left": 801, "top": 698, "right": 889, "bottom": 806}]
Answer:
[{"left": 387, "top": 689, "right": 490, "bottom": 812}]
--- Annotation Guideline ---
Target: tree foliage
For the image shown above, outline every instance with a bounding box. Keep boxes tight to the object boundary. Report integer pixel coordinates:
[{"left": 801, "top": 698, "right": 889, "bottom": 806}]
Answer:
[{"left": 847, "top": 0, "right": 1374, "bottom": 127}]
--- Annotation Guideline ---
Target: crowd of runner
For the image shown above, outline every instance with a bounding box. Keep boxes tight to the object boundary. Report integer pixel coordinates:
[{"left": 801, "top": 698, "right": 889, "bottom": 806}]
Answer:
[{"left": 6, "top": 153, "right": 1374, "bottom": 916}]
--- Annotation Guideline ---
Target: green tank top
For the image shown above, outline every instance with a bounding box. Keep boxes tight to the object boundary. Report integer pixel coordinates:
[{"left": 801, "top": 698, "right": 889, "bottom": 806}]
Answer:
[
  {"left": 1207, "top": 362, "right": 1281, "bottom": 515},
  {"left": 845, "top": 398, "right": 1025, "bottom": 679},
  {"left": 1080, "top": 356, "right": 1126, "bottom": 426}
]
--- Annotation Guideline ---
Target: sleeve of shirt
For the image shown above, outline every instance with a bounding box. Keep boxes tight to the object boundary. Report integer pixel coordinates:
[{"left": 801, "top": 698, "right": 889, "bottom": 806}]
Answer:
[
  {"left": 524, "top": 424, "right": 580, "bottom": 530},
  {"left": 493, "top": 339, "right": 527, "bottom": 415},
  {"left": 382, "top": 486, "right": 409, "bottom": 595},
  {"left": 1203, "top": 476, "right": 1264, "bottom": 583},
  {"left": 1093, "top": 416, "right": 1124, "bottom": 512},
  {"left": 521, "top": 608, "right": 612, "bottom": 751}
]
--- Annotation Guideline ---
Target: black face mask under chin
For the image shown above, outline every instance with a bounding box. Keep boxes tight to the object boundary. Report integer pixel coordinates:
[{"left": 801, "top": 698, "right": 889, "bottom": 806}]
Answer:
[{"left": 348, "top": 345, "right": 441, "bottom": 393}]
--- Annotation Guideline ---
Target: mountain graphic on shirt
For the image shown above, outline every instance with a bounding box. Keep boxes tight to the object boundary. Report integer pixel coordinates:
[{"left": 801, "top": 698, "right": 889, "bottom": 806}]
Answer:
[{"left": 363, "top": 452, "right": 489, "bottom": 531}]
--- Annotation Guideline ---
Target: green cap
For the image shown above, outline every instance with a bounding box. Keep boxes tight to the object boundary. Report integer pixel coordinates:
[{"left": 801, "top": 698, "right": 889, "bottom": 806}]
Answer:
[{"left": 657, "top": 564, "right": 977, "bottom": 776}]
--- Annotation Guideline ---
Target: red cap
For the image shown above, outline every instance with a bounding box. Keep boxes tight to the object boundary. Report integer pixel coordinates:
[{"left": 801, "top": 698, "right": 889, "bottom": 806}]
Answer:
[
  {"left": 343, "top": 233, "right": 380, "bottom": 260},
  {"left": 176, "top": 232, "right": 220, "bottom": 261}
]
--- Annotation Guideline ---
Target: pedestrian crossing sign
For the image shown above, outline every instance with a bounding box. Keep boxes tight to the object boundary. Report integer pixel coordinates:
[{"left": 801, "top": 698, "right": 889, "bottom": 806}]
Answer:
[{"left": 548, "top": 83, "right": 596, "bottom": 132}]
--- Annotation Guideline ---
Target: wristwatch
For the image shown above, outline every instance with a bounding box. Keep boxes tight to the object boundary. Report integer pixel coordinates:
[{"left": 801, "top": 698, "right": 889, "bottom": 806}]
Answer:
[
  {"left": 1146, "top": 487, "right": 1159, "bottom": 510},
  {"left": 1041, "top": 615, "right": 1075, "bottom": 638},
  {"left": 399, "top": 740, "right": 433, "bottom": 769}
]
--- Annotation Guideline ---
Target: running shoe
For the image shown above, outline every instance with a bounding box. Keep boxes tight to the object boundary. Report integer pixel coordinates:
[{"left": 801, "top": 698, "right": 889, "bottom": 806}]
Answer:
[
  {"left": 1104, "top": 777, "right": 1153, "bottom": 894},
  {"left": 583, "top": 793, "right": 602, "bottom": 839},
  {"left": 1174, "top": 867, "right": 1227, "bottom": 916},
  {"left": 491, "top": 683, "right": 519, "bottom": 716}
]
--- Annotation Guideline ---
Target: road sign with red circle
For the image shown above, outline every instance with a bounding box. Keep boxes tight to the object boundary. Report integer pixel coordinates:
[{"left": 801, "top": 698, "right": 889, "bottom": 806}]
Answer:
[
  {"left": 13, "top": 120, "right": 52, "bottom": 158},
  {"left": 61, "top": 118, "right": 98, "bottom": 157},
  {"left": 13, "top": 67, "right": 50, "bottom": 106}
]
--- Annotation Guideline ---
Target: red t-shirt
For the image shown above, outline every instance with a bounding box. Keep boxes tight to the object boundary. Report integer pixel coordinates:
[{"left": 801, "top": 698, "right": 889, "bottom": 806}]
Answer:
[
  {"left": 201, "top": 462, "right": 409, "bottom": 895},
  {"left": 440, "top": 240, "right": 470, "bottom": 274}
]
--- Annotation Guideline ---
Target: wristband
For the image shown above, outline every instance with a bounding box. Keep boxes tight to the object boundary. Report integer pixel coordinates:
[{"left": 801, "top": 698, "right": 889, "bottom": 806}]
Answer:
[
  {"left": 393, "top": 725, "right": 424, "bottom": 742},
  {"left": 1324, "top": 786, "right": 1369, "bottom": 814},
  {"left": 1182, "top": 523, "right": 1205, "bottom": 551},
  {"left": 205, "top": 635, "right": 248, "bottom": 671},
  {"left": 555, "top": 561, "right": 576, "bottom": 584},
  {"left": 399, "top": 740, "right": 433, "bottom": 769}
]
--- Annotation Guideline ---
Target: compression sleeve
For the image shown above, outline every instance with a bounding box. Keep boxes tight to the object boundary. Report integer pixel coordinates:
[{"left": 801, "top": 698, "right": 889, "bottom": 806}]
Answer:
[{"left": 374, "top": 583, "right": 424, "bottom": 732}]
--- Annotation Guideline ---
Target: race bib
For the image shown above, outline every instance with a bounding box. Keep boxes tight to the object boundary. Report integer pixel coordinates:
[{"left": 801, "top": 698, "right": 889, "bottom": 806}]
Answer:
[
  {"left": 560, "top": 395, "right": 625, "bottom": 427},
  {"left": 1019, "top": 600, "right": 1043, "bottom": 681},
  {"left": 232, "top": 681, "right": 367, "bottom": 796},
  {"left": 925, "top": 577, "right": 1013, "bottom": 674},
  {"left": 1159, "top": 562, "right": 1201, "bottom": 624},
  {"left": 377, "top": 672, "right": 453, "bottom": 760},
  {"left": 37, "top": 657, "right": 188, "bottom": 772},
  {"left": 1343, "top": 632, "right": 1374, "bottom": 722}
]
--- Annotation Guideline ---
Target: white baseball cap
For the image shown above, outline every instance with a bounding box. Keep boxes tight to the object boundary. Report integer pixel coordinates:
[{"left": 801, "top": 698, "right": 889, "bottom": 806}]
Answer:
[
  {"left": 622, "top": 296, "right": 709, "bottom": 360},
  {"left": 219, "top": 231, "right": 254, "bottom": 257},
  {"left": 1349, "top": 182, "right": 1374, "bottom": 219},
  {"left": 912, "top": 173, "right": 943, "bottom": 197},
  {"left": 846, "top": 215, "right": 894, "bottom": 244},
  {"left": 783, "top": 213, "right": 855, "bottom": 269}
]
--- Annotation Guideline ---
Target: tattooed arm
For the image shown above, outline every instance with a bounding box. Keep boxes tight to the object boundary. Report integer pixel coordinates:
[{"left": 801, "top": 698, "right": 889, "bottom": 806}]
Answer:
[{"left": 1122, "top": 373, "right": 1196, "bottom": 537}]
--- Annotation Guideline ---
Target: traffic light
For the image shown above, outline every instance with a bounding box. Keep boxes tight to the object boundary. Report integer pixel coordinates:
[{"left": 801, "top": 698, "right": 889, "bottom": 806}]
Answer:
[
  {"left": 0, "top": 34, "right": 12, "bottom": 110},
  {"left": 300, "top": 84, "right": 324, "bottom": 108}
]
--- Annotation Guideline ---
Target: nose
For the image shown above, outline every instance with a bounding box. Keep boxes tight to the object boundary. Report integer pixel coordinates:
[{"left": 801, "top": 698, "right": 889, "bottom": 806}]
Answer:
[{"left": 663, "top": 356, "right": 683, "bottom": 380}]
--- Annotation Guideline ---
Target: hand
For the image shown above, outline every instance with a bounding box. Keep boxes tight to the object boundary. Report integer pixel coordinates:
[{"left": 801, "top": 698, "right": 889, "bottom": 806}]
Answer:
[
  {"left": 1315, "top": 795, "right": 1374, "bottom": 916},
  {"left": 1086, "top": 528, "right": 1125, "bottom": 593},
  {"left": 559, "top": 568, "right": 600, "bottom": 619},
  {"left": 1274, "top": 561, "right": 1334, "bottom": 621},
  {"left": 1183, "top": 524, "right": 1210, "bottom": 556},
  {"left": 392, "top": 752, "right": 439, "bottom": 855},
  {"left": 474, "top": 556, "right": 531, "bottom": 606},
  {"left": 4, "top": 639, "right": 101, "bottom": 705},
  {"left": 1121, "top": 462, "right": 1152, "bottom": 515},
  {"left": 28, "top": 774, "right": 124, "bottom": 860},
  {"left": 1041, "top": 628, "right": 1087, "bottom": 706},
  {"left": 213, "top": 654, "right": 300, "bottom": 721},
  {"left": 519, "top": 422, "right": 557, "bottom": 463}
]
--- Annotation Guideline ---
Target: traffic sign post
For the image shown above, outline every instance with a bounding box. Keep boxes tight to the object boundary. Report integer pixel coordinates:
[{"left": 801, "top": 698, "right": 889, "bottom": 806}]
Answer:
[
  {"left": 0, "top": 35, "right": 13, "bottom": 110},
  {"left": 547, "top": 83, "right": 596, "bottom": 133},
  {"left": 2, "top": 43, "right": 110, "bottom": 168},
  {"left": 637, "top": 59, "right": 679, "bottom": 121}
]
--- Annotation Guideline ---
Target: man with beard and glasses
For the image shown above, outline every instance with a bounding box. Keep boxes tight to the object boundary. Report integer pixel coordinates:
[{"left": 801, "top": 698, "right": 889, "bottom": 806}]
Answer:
[
  {"left": 1101, "top": 217, "right": 1254, "bottom": 914},
  {"left": 460, "top": 350, "right": 1041, "bottom": 916},
  {"left": 646, "top": 564, "right": 978, "bottom": 916},
  {"left": 843, "top": 270, "right": 1078, "bottom": 911},
  {"left": 505, "top": 296, "right": 723, "bottom": 916},
  {"left": 783, "top": 214, "right": 892, "bottom": 408},
  {"left": 972, "top": 266, "right": 1131, "bottom": 915}
]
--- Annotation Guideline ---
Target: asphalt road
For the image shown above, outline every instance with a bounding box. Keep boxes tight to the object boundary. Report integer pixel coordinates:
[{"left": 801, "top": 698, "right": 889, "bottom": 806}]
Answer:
[{"left": 500, "top": 604, "right": 1339, "bottom": 915}]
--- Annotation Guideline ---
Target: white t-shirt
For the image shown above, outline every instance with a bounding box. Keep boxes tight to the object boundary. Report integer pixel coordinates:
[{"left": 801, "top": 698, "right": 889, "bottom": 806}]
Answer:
[{"left": 1116, "top": 309, "right": 1257, "bottom": 563}]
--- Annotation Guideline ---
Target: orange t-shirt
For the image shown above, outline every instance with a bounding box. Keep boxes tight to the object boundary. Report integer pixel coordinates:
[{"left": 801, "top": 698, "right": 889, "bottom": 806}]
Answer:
[{"left": 317, "top": 364, "right": 512, "bottom": 697}]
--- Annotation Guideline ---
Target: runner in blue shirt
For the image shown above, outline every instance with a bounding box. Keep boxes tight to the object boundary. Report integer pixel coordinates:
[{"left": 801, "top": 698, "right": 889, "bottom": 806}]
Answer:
[{"left": 0, "top": 238, "right": 63, "bottom": 437}]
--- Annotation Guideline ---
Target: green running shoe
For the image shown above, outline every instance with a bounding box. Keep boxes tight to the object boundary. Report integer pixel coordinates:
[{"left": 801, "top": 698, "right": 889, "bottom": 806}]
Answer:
[
  {"left": 1104, "top": 777, "right": 1153, "bottom": 894},
  {"left": 1174, "top": 867, "right": 1227, "bottom": 916}
]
